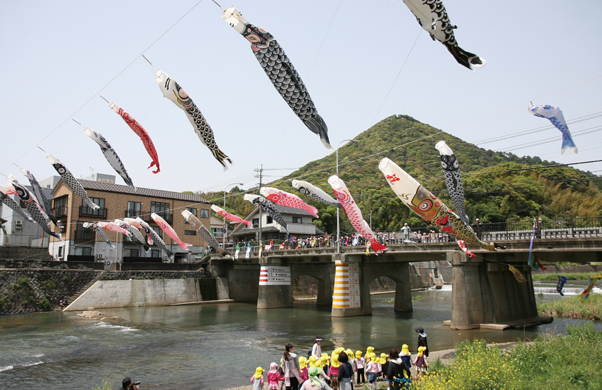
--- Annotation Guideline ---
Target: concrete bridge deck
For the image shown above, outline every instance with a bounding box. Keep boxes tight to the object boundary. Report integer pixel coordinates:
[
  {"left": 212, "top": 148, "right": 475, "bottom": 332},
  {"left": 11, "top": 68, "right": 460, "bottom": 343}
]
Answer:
[{"left": 208, "top": 237, "right": 601, "bottom": 329}]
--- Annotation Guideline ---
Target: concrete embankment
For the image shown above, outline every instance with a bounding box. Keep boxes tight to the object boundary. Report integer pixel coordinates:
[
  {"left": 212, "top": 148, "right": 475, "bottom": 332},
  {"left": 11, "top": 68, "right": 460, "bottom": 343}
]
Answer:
[{"left": 65, "top": 279, "right": 203, "bottom": 311}]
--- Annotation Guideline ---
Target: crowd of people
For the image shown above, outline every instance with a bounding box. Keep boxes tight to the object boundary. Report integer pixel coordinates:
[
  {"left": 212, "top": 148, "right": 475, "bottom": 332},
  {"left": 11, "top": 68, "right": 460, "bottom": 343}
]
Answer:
[{"left": 250, "top": 329, "right": 429, "bottom": 390}]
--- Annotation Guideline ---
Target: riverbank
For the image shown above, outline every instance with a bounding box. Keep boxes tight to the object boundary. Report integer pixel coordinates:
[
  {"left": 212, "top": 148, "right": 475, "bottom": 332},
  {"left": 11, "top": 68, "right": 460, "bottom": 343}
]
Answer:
[{"left": 539, "top": 293, "right": 602, "bottom": 320}]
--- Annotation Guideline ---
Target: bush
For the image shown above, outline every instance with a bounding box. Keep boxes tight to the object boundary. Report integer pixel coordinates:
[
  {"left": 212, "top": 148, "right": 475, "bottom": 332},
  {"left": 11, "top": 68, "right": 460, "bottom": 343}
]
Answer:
[
  {"left": 538, "top": 294, "right": 602, "bottom": 320},
  {"left": 39, "top": 298, "right": 50, "bottom": 310},
  {"left": 410, "top": 340, "right": 516, "bottom": 390}
]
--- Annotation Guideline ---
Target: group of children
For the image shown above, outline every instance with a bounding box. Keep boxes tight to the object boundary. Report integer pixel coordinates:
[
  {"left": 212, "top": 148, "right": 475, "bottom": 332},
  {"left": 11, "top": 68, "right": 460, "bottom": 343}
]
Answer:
[{"left": 250, "top": 330, "right": 430, "bottom": 390}]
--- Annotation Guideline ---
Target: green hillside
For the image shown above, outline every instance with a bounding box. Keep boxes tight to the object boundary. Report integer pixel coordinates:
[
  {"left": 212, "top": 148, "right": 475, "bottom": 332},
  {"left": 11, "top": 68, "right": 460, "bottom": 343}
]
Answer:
[{"left": 198, "top": 115, "right": 602, "bottom": 235}]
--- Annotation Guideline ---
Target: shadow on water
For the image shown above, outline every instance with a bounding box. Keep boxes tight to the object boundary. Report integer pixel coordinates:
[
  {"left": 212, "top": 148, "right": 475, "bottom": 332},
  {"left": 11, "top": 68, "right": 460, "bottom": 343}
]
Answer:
[{"left": 0, "top": 289, "right": 600, "bottom": 390}]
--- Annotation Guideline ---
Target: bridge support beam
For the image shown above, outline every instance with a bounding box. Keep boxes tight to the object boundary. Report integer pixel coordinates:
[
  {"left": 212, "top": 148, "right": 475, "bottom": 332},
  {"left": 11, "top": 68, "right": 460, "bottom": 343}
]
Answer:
[
  {"left": 332, "top": 255, "right": 371, "bottom": 317},
  {"left": 449, "top": 251, "right": 546, "bottom": 330},
  {"left": 257, "top": 258, "right": 293, "bottom": 309}
]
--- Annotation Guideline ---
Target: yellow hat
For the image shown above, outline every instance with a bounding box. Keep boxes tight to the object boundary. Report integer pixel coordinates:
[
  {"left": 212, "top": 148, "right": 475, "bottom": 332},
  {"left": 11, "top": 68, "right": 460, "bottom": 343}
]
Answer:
[
  {"left": 299, "top": 356, "right": 307, "bottom": 370},
  {"left": 346, "top": 349, "right": 354, "bottom": 360},
  {"left": 309, "top": 355, "right": 317, "bottom": 367},
  {"left": 417, "top": 346, "right": 426, "bottom": 357},
  {"left": 380, "top": 353, "right": 387, "bottom": 364},
  {"left": 401, "top": 344, "right": 410, "bottom": 356},
  {"left": 366, "top": 346, "right": 374, "bottom": 357},
  {"left": 355, "top": 350, "right": 362, "bottom": 358},
  {"left": 254, "top": 367, "right": 264, "bottom": 379},
  {"left": 369, "top": 352, "right": 376, "bottom": 361},
  {"left": 331, "top": 351, "right": 340, "bottom": 368}
]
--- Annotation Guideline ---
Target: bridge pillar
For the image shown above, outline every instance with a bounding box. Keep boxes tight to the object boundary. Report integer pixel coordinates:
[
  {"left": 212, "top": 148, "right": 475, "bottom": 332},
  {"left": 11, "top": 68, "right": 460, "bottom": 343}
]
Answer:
[
  {"left": 449, "top": 251, "right": 546, "bottom": 330},
  {"left": 332, "top": 255, "right": 371, "bottom": 317},
  {"left": 393, "top": 262, "right": 413, "bottom": 313},
  {"left": 257, "top": 258, "right": 293, "bottom": 309}
]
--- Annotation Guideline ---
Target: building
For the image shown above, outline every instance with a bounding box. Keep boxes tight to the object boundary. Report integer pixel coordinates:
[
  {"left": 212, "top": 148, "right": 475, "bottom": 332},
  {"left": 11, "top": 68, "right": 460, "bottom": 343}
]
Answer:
[
  {"left": 49, "top": 174, "right": 212, "bottom": 263},
  {"left": 229, "top": 204, "right": 323, "bottom": 244}
]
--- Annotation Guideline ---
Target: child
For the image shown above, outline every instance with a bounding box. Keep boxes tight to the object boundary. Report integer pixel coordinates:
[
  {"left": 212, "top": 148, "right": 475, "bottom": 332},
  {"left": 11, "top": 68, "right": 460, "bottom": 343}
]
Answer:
[
  {"left": 413, "top": 346, "right": 429, "bottom": 379},
  {"left": 415, "top": 327, "right": 429, "bottom": 357},
  {"left": 366, "top": 354, "right": 379, "bottom": 390},
  {"left": 328, "top": 349, "right": 341, "bottom": 390},
  {"left": 267, "top": 363, "right": 284, "bottom": 390},
  {"left": 299, "top": 356, "right": 309, "bottom": 384},
  {"left": 300, "top": 366, "right": 334, "bottom": 390},
  {"left": 399, "top": 344, "right": 412, "bottom": 375},
  {"left": 354, "top": 350, "right": 365, "bottom": 384},
  {"left": 251, "top": 367, "right": 265, "bottom": 390}
]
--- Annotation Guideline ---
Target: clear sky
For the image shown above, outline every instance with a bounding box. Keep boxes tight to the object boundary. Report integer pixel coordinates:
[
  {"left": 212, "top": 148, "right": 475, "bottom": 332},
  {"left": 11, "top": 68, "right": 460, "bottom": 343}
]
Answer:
[{"left": 1, "top": 0, "right": 601, "bottom": 197}]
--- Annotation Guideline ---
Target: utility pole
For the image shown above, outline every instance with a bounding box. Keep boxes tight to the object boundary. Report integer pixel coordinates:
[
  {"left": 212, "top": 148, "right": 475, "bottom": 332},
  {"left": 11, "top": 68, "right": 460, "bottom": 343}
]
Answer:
[{"left": 254, "top": 165, "right": 263, "bottom": 248}]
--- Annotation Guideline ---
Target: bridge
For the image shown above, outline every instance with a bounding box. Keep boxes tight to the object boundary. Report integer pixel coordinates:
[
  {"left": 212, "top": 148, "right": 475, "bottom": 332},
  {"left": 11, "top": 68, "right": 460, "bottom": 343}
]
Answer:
[{"left": 210, "top": 237, "right": 602, "bottom": 330}]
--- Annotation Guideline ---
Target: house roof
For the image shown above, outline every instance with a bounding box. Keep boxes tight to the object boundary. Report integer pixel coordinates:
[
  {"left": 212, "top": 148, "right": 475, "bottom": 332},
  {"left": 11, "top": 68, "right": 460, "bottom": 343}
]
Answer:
[
  {"left": 230, "top": 226, "right": 281, "bottom": 236},
  {"left": 53, "top": 179, "right": 210, "bottom": 204}
]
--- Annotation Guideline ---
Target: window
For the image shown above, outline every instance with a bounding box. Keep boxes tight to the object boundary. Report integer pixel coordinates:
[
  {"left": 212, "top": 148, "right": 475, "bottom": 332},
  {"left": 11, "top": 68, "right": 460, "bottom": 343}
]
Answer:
[
  {"left": 52, "top": 196, "right": 69, "bottom": 218},
  {"left": 185, "top": 230, "right": 197, "bottom": 236},
  {"left": 151, "top": 201, "right": 170, "bottom": 221},
  {"left": 266, "top": 216, "right": 273, "bottom": 224},
  {"left": 151, "top": 249, "right": 160, "bottom": 258},
  {"left": 292, "top": 217, "right": 302, "bottom": 224},
  {"left": 210, "top": 227, "right": 223, "bottom": 238},
  {"left": 74, "top": 247, "right": 92, "bottom": 256},
  {"left": 127, "top": 201, "right": 142, "bottom": 218},
  {"left": 75, "top": 222, "right": 94, "bottom": 241},
  {"left": 200, "top": 209, "right": 209, "bottom": 219},
  {"left": 81, "top": 197, "right": 105, "bottom": 216},
  {"left": 124, "top": 248, "right": 139, "bottom": 257},
  {"left": 252, "top": 218, "right": 259, "bottom": 228}
]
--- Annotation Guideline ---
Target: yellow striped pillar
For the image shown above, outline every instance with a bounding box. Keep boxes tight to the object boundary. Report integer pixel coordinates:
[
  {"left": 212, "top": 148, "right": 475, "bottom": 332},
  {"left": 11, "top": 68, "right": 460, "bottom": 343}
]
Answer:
[{"left": 332, "top": 256, "right": 368, "bottom": 316}]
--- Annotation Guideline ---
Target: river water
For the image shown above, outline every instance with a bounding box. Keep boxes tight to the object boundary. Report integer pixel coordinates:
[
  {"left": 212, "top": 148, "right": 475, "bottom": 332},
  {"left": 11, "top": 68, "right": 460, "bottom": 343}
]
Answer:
[{"left": 0, "top": 286, "right": 600, "bottom": 390}]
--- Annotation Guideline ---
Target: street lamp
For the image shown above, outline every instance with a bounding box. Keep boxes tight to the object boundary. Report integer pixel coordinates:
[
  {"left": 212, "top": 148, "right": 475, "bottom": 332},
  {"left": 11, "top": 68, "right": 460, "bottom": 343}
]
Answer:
[
  {"left": 336, "top": 139, "right": 359, "bottom": 254},
  {"left": 223, "top": 182, "right": 244, "bottom": 249}
]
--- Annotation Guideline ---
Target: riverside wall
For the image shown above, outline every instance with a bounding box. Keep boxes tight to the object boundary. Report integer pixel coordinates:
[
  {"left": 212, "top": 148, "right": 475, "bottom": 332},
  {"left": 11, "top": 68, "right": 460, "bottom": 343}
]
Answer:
[{"left": 64, "top": 279, "right": 203, "bottom": 311}]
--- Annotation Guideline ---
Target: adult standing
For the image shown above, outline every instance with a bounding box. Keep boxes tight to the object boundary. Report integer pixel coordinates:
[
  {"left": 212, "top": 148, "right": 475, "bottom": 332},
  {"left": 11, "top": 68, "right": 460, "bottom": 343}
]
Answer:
[
  {"left": 401, "top": 223, "right": 411, "bottom": 242},
  {"left": 387, "top": 348, "right": 411, "bottom": 390},
  {"left": 472, "top": 218, "right": 483, "bottom": 239},
  {"left": 312, "top": 337, "right": 323, "bottom": 358},
  {"left": 534, "top": 214, "right": 543, "bottom": 239},
  {"left": 283, "top": 343, "right": 302, "bottom": 390},
  {"left": 415, "top": 327, "right": 429, "bottom": 357}
]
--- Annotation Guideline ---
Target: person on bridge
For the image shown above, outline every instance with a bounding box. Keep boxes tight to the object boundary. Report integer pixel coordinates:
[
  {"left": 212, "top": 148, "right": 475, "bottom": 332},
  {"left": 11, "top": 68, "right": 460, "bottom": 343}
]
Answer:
[
  {"left": 401, "top": 223, "right": 411, "bottom": 242},
  {"left": 472, "top": 218, "right": 483, "bottom": 239},
  {"left": 534, "top": 214, "right": 543, "bottom": 239}
]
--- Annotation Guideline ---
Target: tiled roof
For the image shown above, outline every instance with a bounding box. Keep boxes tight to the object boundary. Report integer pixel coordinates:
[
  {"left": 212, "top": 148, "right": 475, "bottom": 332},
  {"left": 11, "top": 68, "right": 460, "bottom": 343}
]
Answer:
[{"left": 74, "top": 179, "right": 210, "bottom": 204}]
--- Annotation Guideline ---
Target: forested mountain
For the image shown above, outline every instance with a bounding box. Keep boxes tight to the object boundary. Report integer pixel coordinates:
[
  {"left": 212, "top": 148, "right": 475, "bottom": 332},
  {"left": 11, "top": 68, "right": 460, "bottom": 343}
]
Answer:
[{"left": 196, "top": 115, "right": 602, "bottom": 235}]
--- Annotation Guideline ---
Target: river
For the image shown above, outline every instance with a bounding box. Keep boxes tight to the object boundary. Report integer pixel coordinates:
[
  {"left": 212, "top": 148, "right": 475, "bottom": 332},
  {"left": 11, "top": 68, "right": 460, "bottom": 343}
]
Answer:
[{"left": 0, "top": 286, "right": 600, "bottom": 390}]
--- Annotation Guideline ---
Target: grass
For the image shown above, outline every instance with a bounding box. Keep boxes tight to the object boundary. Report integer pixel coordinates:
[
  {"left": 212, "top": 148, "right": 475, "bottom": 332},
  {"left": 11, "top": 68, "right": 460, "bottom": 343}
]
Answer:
[
  {"left": 538, "top": 293, "right": 602, "bottom": 320},
  {"left": 532, "top": 272, "right": 597, "bottom": 281},
  {"left": 409, "top": 324, "right": 602, "bottom": 390}
]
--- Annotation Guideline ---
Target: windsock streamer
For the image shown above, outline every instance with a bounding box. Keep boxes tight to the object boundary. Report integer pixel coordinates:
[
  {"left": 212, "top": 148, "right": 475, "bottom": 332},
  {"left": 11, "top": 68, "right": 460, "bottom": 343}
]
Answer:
[
  {"left": 509, "top": 266, "right": 526, "bottom": 283},
  {"left": 136, "top": 217, "right": 174, "bottom": 262},
  {"left": 151, "top": 213, "right": 189, "bottom": 250},
  {"left": 260, "top": 187, "right": 319, "bottom": 218},
  {"left": 378, "top": 157, "right": 501, "bottom": 252},
  {"left": 6, "top": 176, "right": 60, "bottom": 240},
  {"left": 222, "top": 6, "right": 331, "bottom": 149},
  {"left": 328, "top": 175, "right": 387, "bottom": 253},
  {"left": 435, "top": 141, "right": 468, "bottom": 225},
  {"left": 556, "top": 276, "right": 567, "bottom": 296},
  {"left": 20, "top": 168, "right": 58, "bottom": 226},
  {"left": 0, "top": 184, "right": 34, "bottom": 223},
  {"left": 83, "top": 126, "right": 135, "bottom": 188},
  {"left": 47, "top": 154, "right": 99, "bottom": 210},
  {"left": 244, "top": 194, "right": 288, "bottom": 233},
  {"left": 457, "top": 240, "right": 475, "bottom": 258},
  {"left": 528, "top": 104, "right": 577, "bottom": 154},
  {"left": 114, "top": 219, "right": 149, "bottom": 252},
  {"left": 154, "top": 70, "right": 233, "bottom": 170},
  {"left": 292, "top": 180, "right": 341, "bottom": 208},
  {"left": 211, "top": 205, "right": 251, "bottom": 227},
  {"left": 125, "top": 217, "right": 153, "bottom": 246},
  {"left": 580, "top": 273, "right": 602, "bottom": 300},
  {"left": 109, "top": 102, "right": 160, "bottom": 174},
  {"left": 97, "top": 222, "right": 131, "bottom": 238},
  {"left": 182, "top": 210, "right": 228, "bottom": 256},
  {"left": 83, "top": 222, "right": 115, "bottom": 249}
]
